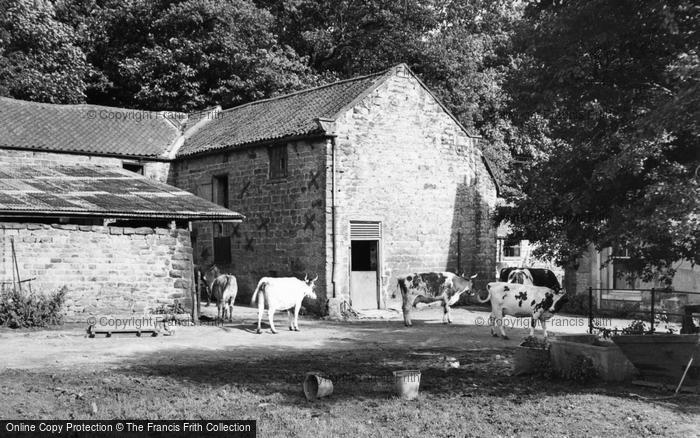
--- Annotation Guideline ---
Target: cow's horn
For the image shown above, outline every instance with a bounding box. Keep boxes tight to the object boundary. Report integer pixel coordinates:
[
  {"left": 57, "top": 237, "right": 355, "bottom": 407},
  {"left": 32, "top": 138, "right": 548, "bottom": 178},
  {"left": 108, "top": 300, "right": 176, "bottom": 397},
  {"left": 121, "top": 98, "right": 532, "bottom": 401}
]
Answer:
[
  {"left": 304, "top": 274, "right": 308, "bottom": 282},
  {"left": 312, "top": 274, "right": 319, "bottom": 282},
  {"left": 470, "top": 274, "right": 478, "bottom": 279}
]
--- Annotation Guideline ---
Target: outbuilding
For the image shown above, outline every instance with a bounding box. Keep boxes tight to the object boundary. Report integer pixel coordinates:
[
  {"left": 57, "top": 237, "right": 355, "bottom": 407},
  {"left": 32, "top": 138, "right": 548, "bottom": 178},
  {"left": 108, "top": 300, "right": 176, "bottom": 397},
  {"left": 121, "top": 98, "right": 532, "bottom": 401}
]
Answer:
[{"left": 171, "top": 64, "right": 499, "bottom": 311}]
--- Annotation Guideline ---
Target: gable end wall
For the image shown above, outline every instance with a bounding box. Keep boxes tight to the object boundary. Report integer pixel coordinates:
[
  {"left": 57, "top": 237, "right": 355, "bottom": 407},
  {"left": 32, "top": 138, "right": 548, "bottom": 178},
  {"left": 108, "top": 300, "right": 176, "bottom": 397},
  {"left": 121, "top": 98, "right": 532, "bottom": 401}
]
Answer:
[{"left": 331, "top": 70, "right": 498, "bottom": 306}]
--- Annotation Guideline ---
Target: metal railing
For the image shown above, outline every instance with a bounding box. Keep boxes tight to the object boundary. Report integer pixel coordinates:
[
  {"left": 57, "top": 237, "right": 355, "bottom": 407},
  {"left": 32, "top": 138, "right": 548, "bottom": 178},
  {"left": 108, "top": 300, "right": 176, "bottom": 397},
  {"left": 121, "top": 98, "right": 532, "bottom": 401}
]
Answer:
[{"left": 586, "top": 286, "right": 700, "bottom": 334}]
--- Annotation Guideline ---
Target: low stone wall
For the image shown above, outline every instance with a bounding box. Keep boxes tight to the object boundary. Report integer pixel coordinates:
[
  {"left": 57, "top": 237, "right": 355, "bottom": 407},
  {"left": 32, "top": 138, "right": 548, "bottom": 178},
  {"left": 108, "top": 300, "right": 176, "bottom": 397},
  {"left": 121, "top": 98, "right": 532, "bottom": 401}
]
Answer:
[{"left": 0, "top": 222, "right": 193, "bottom": 321}]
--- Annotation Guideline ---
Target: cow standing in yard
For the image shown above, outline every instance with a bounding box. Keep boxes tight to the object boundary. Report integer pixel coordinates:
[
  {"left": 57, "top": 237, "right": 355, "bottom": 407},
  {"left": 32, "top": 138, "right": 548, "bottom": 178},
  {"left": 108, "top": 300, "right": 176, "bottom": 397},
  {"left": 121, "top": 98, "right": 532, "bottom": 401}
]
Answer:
[
  {"left": 499, "top": 267, "right": 562, "bottom": 292},
  {"left": 473, "top": 282, "right": 568, "bottom": 339},
  {"left": 396, "top": 272, "right": 477, "bottom": 327},
  {"left": 251, "top": 275, "right": 318, "bottom": 334},
  {"left": 203, "top": 265, "right": 238, "bottom": 322}
]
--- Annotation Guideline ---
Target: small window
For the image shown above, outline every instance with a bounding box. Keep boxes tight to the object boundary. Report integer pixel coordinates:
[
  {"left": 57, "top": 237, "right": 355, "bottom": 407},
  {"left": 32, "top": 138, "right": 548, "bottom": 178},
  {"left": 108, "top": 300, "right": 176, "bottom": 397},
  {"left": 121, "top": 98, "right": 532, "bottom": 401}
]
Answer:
[
  {"left": 502, "top": 236, "right": 521, "bottom": 258},
  {"left": 269, "top": 144, "right": 288, "bottom": 179},
  {"left": 611, "top": 246, "right": 634, "bottom": 289},
  {"left": 122, "top": 162, "right": 144, "bottom": 175},
  {"left": 213, "top": 175, "right": 229, "bottom": 207}
]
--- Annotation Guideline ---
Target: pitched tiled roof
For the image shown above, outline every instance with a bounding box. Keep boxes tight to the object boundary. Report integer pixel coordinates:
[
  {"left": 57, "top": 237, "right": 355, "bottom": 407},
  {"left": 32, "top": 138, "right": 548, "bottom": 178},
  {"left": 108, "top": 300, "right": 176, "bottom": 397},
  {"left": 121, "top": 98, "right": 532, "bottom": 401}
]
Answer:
[
  {"left": 178, "top": 71, "right": 388, "bottom": 157},
  {"left": 0, "top": 97, "right": 183, "bottom": 158},
  {"left": 0, "top": 164, "right": 243, "bottom": 221}
]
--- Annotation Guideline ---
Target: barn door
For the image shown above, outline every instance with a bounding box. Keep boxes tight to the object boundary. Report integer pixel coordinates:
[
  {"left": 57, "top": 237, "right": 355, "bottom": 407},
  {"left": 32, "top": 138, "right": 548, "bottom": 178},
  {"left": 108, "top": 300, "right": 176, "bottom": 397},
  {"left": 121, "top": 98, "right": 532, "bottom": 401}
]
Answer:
[{"left": 349, "top": 222, "right": 382, "bottom": 310}]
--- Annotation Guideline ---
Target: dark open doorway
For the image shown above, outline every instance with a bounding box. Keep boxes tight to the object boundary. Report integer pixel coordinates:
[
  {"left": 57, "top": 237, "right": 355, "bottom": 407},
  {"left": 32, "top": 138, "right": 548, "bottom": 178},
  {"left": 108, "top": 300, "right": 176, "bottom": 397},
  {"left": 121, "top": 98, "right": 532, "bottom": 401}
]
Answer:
[{"left": 350, "top": 240, "right": 380, "bottom": 309}]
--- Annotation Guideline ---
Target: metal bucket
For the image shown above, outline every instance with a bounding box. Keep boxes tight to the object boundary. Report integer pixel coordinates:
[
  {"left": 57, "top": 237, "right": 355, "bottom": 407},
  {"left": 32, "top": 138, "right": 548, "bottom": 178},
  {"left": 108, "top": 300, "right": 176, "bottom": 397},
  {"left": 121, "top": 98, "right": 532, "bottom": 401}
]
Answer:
[
  {"left": 303, "top": 373, "right": 334, "bottom": 400},
  {"left": 393, "top": 370, "right": 421, "bottom": 400}
]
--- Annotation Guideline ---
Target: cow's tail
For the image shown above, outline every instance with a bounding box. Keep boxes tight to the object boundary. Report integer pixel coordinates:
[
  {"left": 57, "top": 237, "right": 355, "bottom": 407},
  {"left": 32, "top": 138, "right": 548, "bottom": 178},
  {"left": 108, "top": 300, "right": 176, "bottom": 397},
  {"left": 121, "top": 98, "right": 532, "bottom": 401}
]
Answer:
[
  {"left": 397, "top": 278, "right": 407, "bottom": 297},
  {"left": 251, "top": 279, "right": 266, "bottom": 306},
  {"left": 474, "top": 283, "right": 492, "bottom": 304},
  {"left": 224, "top": 275, "right": 238, "bottom": 305}
]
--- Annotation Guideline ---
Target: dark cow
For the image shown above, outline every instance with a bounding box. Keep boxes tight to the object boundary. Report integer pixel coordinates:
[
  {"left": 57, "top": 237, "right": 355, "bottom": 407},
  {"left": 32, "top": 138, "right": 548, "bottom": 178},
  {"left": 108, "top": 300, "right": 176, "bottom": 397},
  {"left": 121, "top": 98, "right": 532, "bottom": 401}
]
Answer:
[
  {"left": 194, "top": 265, "right": 211, "bottom": 305},
  {"left": 201, "top": 264, "right": 222, "bottom": 306},
  {"left": 474, "top": 282, "right": 568, "bottom": 339},
  {"left": 498, "top": 267, "right": 562, "bottom": 292},
  {"left": 396, "top": 272, "right": 477, "bottom": 327}
]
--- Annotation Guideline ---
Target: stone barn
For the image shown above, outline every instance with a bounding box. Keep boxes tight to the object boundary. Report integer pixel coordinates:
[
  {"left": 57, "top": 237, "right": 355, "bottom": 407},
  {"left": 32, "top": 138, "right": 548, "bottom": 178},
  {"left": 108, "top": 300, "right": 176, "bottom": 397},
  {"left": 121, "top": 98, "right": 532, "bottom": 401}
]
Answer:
[
  {"left": 171, "top": 64, "right": 499, "bottom": 311},
  {"left": 0, "top": 98, "right": 242, "bottom": 319}
]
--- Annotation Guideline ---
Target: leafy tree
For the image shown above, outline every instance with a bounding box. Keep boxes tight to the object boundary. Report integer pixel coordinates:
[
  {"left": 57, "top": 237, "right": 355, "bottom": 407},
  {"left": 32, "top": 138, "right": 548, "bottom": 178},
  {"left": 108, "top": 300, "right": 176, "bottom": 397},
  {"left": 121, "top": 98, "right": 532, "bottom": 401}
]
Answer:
[
  {"left": 58, "top": 0, "right": 322, "bottom": 111},
  {"left": 255, "top": 0, "right": 440, "bottom": 77},
  {"left": 0, "top": 0, "right": 90, "bottom": 103},
  {"left": 500, "top": 0, "right": 699, "bottom": 281}
]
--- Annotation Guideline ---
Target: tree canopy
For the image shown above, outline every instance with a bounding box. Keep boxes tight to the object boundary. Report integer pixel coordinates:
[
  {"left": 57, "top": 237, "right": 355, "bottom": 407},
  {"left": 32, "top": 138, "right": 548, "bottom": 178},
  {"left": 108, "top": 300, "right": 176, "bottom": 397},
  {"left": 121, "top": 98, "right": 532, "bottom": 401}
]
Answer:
[
  {"left": 499, "top": 0, "right": 699, "bottom": 281},
  {"left": 0, "top": 0, "right": 91, "bottom": 103}
]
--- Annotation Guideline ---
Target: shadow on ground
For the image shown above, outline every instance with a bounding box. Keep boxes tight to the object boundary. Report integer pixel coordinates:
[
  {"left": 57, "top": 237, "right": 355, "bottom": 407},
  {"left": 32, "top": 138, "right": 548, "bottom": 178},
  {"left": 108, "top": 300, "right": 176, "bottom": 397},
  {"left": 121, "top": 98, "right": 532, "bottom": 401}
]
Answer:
[{"left": 110, "top": 321, "right": 700, "bottom": 415}]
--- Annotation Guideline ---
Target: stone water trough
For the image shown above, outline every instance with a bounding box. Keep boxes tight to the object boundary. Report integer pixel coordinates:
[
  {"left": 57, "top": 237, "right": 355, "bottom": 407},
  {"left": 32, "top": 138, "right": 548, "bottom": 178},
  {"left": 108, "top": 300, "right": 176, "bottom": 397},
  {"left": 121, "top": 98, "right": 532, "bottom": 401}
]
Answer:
[{"left": 549, "top": 334, "right": 638, "bottom": 382}]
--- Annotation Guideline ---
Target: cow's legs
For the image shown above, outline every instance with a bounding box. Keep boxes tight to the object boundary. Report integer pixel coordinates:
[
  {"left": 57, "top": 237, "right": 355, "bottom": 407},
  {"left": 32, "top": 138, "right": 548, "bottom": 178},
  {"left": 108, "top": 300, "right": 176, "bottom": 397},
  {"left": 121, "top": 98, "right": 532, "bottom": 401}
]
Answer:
[
  {"left": 256, "top": 293, "right": 264, "bottom": 334},
  {"left": 401, "top": 293, "right": 413, "bottom": 327},
  {"left": 490, "top": 311, "right": 508, "bottom": 339},
  {"left": 287, "top": 310, "right": 293, "bottom": 331},
  {"left": 500, "top": 320, "right": 508, "bottom": 339},
  {"left": 529, "top": 318, "right": 536, "bottom": 337},
  {"left": 293, "top": 304, "right": 301, "bottom": 331},
  {"left": 443, "top": 301, "right": 453, "bottom": 324},
  {"left": 489, "top": 312, "right": 498, "bottom": 337},
  {"left": 268, "top": 308, "right": 278, "bottom": 334},
  {"left": 541, "top": 319, "right": 548, "bottom": 339}
]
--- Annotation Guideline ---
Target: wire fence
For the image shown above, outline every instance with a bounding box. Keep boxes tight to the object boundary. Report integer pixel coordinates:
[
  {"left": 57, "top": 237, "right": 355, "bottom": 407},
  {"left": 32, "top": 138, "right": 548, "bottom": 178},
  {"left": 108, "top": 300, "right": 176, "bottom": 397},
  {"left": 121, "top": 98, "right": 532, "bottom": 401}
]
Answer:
[{"left": 586, "top": 287, "right": 700, "bottom": 335}]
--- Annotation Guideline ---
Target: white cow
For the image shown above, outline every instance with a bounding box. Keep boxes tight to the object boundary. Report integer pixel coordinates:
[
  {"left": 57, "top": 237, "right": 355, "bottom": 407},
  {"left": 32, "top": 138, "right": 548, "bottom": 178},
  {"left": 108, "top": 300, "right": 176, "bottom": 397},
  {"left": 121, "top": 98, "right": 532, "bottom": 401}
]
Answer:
[
  {"left": 251, "top": 275, "right": 318, "bottom": 334},
  {"left": 473, "top": 282, "right": 568, "bottom": 339}
]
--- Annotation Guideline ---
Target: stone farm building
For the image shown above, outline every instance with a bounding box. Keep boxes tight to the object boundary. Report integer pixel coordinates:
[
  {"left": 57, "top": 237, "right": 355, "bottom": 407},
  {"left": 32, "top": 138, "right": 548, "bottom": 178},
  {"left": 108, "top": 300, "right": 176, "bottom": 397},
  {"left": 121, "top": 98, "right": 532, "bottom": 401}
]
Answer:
[
  {"left": 0, "top": 100, "right": 243, "bottom": 318},
  {"left": 0, "top": 64, "right": 499, "bottom": 317}
]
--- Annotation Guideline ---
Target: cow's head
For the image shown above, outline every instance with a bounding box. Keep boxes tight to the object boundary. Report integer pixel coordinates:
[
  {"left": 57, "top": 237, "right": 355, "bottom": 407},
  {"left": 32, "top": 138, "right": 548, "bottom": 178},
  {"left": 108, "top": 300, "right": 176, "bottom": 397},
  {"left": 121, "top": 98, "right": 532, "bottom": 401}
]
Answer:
[
  {"left": 507, "top": 269, "right": 533, "bottom": 285},
  {"left": 538, "top": 290, "right": 568, "bottom": 316},
  {"left": 203, "top": 264, "right": 221, "bottom": 288},
  {"left": 304, "top": 274, "right": 319, "bottom": 299},
  {"left": 455, "top": 273, "right": 478, "bottom": 292},
  {"left": 552, "top": 291, "right": 568, "bottom": 313}
]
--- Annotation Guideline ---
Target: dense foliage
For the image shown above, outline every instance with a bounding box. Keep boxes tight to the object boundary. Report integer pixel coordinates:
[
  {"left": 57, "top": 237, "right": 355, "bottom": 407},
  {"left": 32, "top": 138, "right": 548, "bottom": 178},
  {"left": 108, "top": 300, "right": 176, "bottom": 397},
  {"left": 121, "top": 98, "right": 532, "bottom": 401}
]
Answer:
[
  {"left": 0, "top": 0, "right": 91, "bottom": 103},
  {"left": 499, "top": 0, "right": 699, "bottom": 281},
  {"left": 0, "top": 0, "right": 697, "bottom": 279}
]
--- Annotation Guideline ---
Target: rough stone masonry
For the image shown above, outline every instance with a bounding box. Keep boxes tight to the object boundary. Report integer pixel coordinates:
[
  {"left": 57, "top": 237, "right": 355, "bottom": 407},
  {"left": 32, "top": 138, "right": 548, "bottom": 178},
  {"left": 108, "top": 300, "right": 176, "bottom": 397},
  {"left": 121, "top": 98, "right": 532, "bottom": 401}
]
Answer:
[{"left": 0, "top": 222, "right": 194, "bottom": 320}]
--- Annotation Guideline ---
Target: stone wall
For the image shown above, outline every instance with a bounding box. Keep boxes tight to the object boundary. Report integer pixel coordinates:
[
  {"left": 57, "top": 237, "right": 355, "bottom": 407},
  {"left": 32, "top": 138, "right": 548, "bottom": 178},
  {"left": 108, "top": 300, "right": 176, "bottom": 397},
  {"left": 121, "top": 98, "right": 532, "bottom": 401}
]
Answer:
[
  {"left": 0, "top": 222, "right": 193, "bottom": 320},
  {"left": 171, "top": 139, "right": 327, "bottom": 306},
  {"left": 331, "top": 66, "right": 498, "bottom": 305}
]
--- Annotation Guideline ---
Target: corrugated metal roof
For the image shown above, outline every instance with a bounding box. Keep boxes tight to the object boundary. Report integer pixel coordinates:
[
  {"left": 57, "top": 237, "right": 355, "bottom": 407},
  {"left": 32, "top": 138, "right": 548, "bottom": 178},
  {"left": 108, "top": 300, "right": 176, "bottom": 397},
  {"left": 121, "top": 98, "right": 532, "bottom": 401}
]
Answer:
[
  {"left": 0, "top": 97, "right": 183, "bottom": 158},
  {"left": 177, "top": 71, "right": 389, "bottom": 157},
  {"left": 0, "top": 164, "right": 243, "bottom": 221}
]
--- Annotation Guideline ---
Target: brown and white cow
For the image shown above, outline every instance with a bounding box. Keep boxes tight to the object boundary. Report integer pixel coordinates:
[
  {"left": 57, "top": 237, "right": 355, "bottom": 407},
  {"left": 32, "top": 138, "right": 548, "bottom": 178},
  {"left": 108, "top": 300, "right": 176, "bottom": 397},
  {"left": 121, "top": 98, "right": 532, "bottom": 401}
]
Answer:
[
  {"left": 474, "top": 282, "right": 568, "bottom": 339},
  {"left": 396, "top": 272, "right": 477, "bottom": 327}
]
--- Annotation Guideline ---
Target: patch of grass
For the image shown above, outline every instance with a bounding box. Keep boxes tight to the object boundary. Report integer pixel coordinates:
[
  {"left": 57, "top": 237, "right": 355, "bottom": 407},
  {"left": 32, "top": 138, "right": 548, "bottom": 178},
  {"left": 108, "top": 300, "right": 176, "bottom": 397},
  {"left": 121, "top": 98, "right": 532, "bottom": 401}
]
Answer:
[{"left": 0, "top": 346, "right": 698, "bottom": 437}]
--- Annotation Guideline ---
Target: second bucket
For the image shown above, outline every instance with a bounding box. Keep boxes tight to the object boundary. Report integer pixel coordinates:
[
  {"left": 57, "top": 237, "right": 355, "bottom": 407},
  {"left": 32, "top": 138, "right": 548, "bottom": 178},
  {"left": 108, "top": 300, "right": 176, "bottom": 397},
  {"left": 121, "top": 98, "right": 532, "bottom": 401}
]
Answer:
[{"left": 393, "top": 369, "right": 421, "bottom": 400}]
